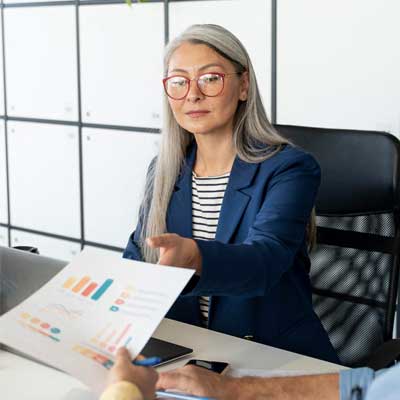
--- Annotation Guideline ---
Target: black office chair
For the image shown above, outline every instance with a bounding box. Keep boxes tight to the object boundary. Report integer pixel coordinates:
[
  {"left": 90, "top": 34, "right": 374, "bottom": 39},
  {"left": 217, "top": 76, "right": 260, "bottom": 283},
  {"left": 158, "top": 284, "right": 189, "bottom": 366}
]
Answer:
[{"left": 276, "top": 124, "right": 400, "bottom": 368}]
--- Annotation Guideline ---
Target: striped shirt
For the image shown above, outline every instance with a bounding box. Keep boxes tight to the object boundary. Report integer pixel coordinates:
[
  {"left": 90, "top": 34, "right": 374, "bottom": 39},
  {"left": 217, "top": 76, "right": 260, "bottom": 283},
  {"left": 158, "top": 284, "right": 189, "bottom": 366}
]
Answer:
[{"left": 192, "top": 171, "right": 230, "bottom": 327}]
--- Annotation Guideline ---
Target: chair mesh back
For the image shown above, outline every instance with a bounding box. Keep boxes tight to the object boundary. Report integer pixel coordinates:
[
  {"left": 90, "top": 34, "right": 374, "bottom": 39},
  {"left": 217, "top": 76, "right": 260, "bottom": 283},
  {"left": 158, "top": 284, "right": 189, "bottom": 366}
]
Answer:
[
  {"left": 311, "top": 213, "right": 395, "bottom": 366},
  {"left": 275, "top": 124, "right": 400, "bottom": 367}
]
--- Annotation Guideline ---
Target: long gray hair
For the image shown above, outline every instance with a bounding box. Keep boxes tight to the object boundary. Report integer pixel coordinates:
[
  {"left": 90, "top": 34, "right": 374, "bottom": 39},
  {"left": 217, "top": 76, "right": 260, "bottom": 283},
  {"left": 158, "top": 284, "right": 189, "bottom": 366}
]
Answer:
[{"left": 139, "top": 24, "right": 305, "bottom": 263}]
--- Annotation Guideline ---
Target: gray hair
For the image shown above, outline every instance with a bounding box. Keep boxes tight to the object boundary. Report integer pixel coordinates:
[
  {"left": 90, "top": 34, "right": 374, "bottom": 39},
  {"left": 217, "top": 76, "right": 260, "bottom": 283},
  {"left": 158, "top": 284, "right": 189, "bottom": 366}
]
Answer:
[{"left": 140, "top": 24, "right": 289, "bottom": 263}]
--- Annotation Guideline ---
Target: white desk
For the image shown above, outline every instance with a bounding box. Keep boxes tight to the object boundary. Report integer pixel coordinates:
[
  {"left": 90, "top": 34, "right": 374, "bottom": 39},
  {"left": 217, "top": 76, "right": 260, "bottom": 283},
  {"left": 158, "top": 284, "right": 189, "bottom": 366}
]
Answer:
[{"left": 1, "top": 318, "right": 344, "bottom": 400}]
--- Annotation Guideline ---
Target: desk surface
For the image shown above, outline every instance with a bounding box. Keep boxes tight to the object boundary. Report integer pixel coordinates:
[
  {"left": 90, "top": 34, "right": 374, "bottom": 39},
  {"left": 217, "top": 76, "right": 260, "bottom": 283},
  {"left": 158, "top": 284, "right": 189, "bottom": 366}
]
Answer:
[{"left": 1, "top": 318, "right": 344, "bottom": 400}]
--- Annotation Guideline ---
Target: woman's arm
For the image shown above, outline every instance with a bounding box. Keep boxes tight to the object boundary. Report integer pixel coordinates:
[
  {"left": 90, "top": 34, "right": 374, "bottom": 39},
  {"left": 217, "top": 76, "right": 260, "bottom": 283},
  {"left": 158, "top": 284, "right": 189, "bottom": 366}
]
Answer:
[{"left": 150, "top": 153, "right": 321, "bottom": 297}]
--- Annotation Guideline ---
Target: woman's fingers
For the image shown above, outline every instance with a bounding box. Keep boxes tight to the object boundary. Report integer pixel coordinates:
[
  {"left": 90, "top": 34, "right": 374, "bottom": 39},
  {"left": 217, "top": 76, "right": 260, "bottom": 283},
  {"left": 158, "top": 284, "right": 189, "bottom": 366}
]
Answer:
[
  {"left": 146, "top": 235, "right": 200, "bottom": 271},
  {"left": 147, "top": 234, "right": 180, "bottom": 249}
]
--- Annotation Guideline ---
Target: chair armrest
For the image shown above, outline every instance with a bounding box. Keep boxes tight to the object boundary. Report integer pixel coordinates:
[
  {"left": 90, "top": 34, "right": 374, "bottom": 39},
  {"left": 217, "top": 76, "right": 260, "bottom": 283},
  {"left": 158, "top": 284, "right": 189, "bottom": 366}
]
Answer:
[{"left": 367, "top": 339, "right": 400, "bottom": 370}]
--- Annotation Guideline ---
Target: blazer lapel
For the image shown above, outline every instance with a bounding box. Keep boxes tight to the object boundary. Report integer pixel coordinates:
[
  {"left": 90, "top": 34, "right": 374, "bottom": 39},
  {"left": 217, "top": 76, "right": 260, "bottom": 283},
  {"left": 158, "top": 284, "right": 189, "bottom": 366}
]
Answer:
[
  {"left": 216, "top": 158, "right": 259, "bottom": 243},
  {"left": 167, "top": 146, "right": 259, "bottom": 243},
  {"left": 166, "top": 144, "right": 196, "bottom": 238}
]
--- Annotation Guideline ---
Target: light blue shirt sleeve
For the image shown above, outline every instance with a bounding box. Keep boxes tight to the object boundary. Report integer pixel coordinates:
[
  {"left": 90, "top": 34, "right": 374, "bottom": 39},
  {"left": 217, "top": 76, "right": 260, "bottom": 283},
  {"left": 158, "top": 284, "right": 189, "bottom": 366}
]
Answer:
[
  {"left": 365, "top": 363, "right": 400, "bottom": 400},
  {"left": 340, "top": 367, "right": 375, "bottom": 400},
  {"left": 340, "top": 364, "right": 400, "bottom": 400}
]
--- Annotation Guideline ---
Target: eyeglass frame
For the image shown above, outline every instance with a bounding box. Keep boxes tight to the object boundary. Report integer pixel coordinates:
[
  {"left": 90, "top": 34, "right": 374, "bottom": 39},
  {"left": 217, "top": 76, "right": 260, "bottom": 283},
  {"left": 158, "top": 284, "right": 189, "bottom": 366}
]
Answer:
[{"left": 162, "top": 71, "right": 243, "bottom": 100}]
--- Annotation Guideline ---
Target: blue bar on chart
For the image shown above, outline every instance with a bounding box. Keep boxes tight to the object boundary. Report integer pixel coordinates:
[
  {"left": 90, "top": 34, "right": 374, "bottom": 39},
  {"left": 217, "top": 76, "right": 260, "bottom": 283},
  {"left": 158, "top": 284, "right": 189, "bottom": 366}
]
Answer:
[{"left": 91, "top": 279, "right": 114, "bottom": 301}]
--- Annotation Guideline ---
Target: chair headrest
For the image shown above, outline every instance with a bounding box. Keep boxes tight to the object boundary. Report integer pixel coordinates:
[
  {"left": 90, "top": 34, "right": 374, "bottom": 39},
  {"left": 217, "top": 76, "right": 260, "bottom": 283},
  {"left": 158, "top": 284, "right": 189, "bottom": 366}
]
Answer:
[{"left": 276, "top": 125, "right": 400, "bottom": 215}]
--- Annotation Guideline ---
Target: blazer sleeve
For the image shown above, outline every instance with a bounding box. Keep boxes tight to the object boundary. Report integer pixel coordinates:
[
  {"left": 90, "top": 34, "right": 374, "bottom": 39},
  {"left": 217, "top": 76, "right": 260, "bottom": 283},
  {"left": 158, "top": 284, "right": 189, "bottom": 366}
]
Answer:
[
  {"left": 189, "top": 152, "right": 321, "bottom": 297},
  {"left": 123, "top": 229, "right": 143, "bottom": 261}
]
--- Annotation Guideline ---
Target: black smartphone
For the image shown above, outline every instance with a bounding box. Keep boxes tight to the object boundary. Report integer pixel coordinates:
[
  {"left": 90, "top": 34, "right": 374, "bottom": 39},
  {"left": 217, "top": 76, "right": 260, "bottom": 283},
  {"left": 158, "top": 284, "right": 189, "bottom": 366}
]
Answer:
[
  {"left": 185, "top": 359, "right": 229, "bottom": 374},
  {"left": 141, "top": 337, "right": 193, "bottom": 366}
]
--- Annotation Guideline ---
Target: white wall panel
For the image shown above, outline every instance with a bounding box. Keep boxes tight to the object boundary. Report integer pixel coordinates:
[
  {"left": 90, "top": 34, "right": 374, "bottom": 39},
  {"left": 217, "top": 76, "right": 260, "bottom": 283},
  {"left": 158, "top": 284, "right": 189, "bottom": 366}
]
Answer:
[
  {"left": 0, "top": 123, "right": 8, "bottom": 224},
  {"left": 83, "top": 128, "right": 159, "bottom": 247},
  {"left": 11, "top": 230, "right": 80, "bottom": 262},
  {"left": 0, "top": 16, "right": 4, "bottom": 116},
  {"left": 5, "top": 0, "right": 66, "bottom": 3},
  {"left": 277, "top": 0, "right": 400, "bottom": 136},
  {"left": 0, "top": 227, "right": 8, "bottom": 247},
  {"left": 80, "top": 3, "right": 164, "bottom": 128},
  {"left": 8, "top": 121, "right": 80, "bottom": 237},
  {"left": 169, "top": 0, "right": 272, "bottom": 118},
  {"left": 4, "top": 6, "right": 78, "bottom": 120}
]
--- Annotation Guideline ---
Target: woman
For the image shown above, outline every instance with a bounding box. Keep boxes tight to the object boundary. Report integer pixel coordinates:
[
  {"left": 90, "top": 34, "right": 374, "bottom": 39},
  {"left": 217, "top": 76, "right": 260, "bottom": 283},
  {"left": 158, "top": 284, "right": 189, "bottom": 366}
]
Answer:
[{"left": 123, "top": 24, "right": 339, "bottom": 363}]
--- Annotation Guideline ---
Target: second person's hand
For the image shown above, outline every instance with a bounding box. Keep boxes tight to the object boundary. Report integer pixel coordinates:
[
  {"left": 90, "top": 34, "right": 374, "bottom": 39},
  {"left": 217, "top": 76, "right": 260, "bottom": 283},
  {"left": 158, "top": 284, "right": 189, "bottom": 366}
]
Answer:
[
  {"left": 157, "top": 365, "right": 236, "bottom": 400},
  {"left": 106, "top": 348, "right": 158, "bottom": 400}
]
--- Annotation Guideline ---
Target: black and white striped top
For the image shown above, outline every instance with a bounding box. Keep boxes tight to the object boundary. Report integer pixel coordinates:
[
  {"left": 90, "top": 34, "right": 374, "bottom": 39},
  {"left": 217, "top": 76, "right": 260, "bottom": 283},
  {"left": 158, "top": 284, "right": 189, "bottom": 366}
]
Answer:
[{"left": 192, "top": 171, "right": 230, "bottom": 327}]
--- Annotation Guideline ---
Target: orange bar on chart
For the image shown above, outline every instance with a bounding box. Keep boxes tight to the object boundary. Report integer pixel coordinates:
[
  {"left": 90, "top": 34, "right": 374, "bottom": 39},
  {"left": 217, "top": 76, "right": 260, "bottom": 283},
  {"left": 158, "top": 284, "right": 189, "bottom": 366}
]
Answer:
[
  {"left": 63, "top": 277, "right": 77, "bottom": 289},
  {"left": 72, "top": 276, "right": 91, "bottom": 293},
  {"left": 82, "top": 282, "right": 98, "bottom": 297}
]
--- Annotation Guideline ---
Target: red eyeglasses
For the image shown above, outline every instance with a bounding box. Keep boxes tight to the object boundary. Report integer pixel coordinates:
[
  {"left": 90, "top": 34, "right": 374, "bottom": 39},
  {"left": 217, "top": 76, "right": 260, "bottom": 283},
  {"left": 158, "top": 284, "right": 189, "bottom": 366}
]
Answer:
[{"left": 163, "top": 72, "right": 241, "bottom": 100}]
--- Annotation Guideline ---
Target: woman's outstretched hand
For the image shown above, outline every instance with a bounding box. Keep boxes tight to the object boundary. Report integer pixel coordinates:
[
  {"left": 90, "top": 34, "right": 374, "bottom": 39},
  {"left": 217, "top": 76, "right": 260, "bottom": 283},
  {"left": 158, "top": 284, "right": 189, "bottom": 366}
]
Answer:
[{"left": 146, "top": 233, "right": 202, "bottom": 274}]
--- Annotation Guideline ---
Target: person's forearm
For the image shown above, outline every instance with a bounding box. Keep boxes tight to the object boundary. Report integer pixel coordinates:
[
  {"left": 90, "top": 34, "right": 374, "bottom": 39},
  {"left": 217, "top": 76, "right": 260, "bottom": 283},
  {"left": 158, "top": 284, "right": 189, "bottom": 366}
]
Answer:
[{"left": 222, "top": 374, "right": 339, "bottom": 400}]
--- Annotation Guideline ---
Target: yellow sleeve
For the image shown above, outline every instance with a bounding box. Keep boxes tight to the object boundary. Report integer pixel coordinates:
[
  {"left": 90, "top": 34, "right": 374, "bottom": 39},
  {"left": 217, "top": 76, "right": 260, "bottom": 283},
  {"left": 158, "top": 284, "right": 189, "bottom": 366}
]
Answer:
[{"left": 100, "top": 381, "right": 144, "bottom": 400}]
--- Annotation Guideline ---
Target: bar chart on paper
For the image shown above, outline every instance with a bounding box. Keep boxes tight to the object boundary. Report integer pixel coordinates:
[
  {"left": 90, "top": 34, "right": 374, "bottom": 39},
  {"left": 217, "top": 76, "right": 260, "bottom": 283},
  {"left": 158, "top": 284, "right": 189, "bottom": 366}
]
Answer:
[
  {"left": 62, "top": 275, "right": 114, "bottom": 300},
  {"left": 0, "top": 249, "right": 195, "bottom": 391},
  {"left": 73, "top": 322, "right": 134, "bottom": 370},
  {"left": 91, "top": 322, "right": 133, "bottom": 353}
]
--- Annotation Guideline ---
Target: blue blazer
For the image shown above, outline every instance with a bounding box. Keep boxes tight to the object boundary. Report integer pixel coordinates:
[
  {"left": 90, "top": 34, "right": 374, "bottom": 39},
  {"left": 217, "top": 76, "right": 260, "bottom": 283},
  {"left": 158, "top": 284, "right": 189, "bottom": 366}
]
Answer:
[{"left": 123, "top": 144, "right": 339, "bottom": 364}]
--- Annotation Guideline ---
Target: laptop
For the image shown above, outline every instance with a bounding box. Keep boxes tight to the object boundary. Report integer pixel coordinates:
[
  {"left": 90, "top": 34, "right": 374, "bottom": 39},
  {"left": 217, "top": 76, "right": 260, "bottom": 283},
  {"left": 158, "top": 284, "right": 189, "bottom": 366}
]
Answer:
[{"left": 0, "top": 246, "right": 192, "bottom": 363}]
